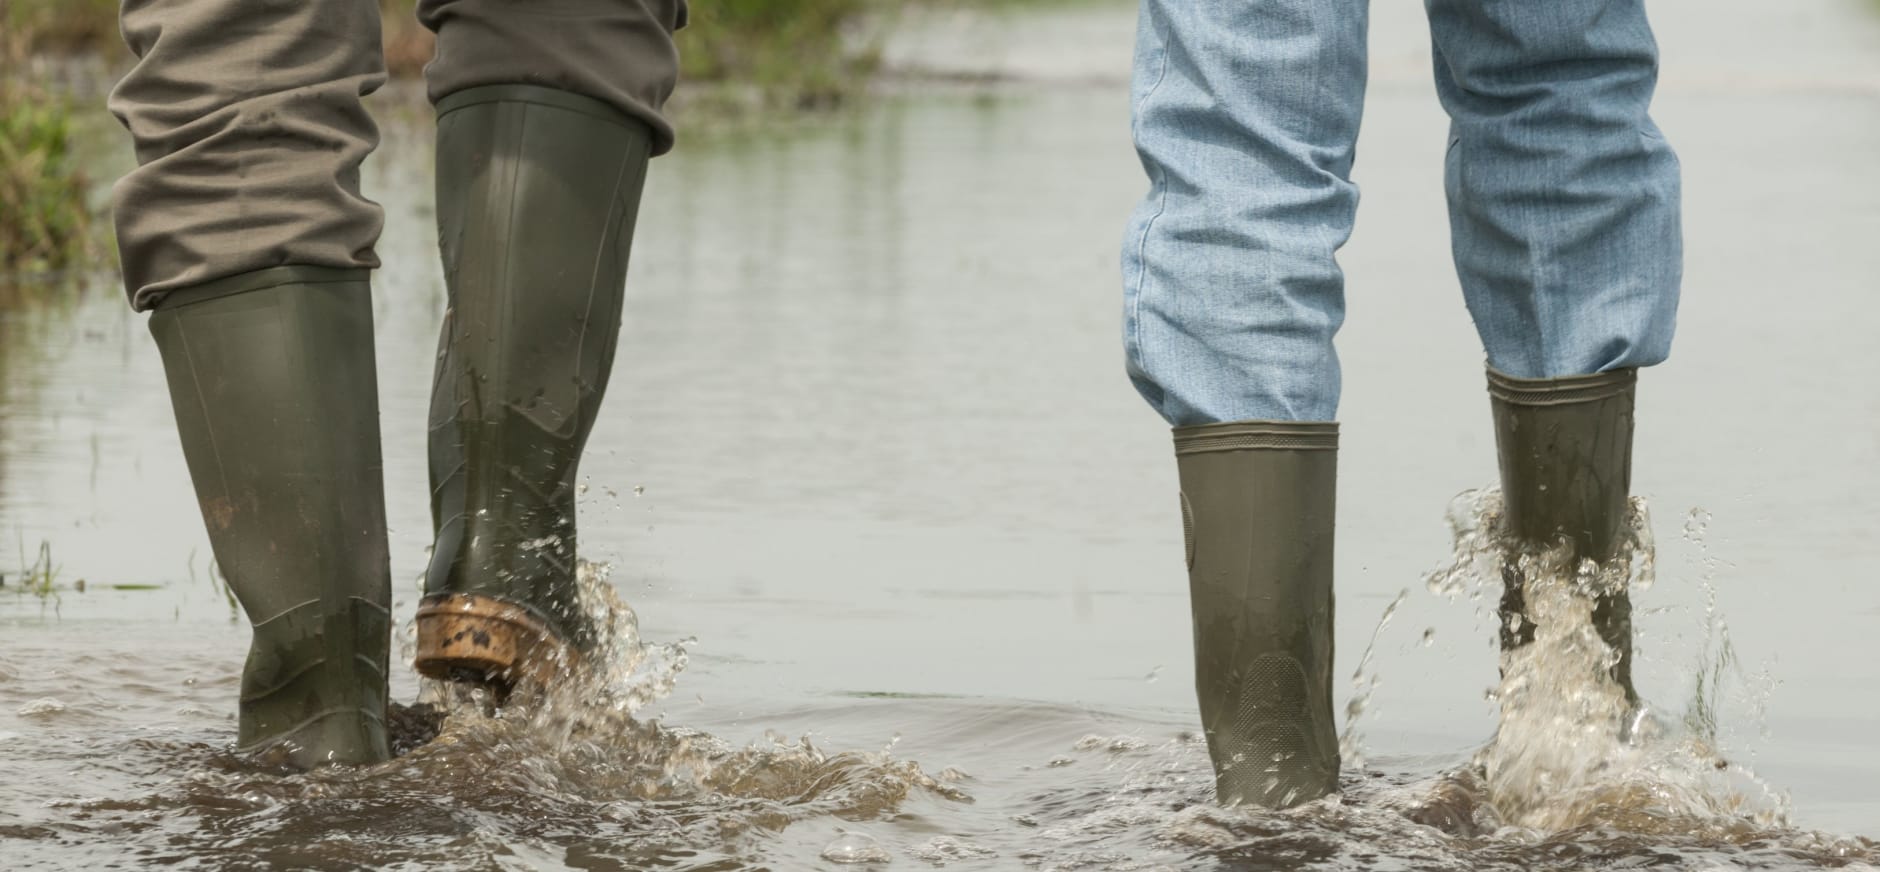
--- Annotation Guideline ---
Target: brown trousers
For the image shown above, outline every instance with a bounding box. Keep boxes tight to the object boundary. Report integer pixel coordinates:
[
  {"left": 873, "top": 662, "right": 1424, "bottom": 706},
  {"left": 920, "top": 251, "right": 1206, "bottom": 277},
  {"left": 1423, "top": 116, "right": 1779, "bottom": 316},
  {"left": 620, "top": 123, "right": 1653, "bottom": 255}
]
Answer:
[{"left": 108, "top": 0, "right": 685, "bottom": 310}]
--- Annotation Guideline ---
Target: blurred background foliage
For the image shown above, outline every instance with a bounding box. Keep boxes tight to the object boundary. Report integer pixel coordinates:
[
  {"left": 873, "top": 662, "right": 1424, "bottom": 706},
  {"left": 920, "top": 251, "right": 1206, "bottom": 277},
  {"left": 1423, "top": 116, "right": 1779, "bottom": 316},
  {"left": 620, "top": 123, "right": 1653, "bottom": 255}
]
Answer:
[{"left": 0, "top": 0, "right": 1011, "bottom": 297}]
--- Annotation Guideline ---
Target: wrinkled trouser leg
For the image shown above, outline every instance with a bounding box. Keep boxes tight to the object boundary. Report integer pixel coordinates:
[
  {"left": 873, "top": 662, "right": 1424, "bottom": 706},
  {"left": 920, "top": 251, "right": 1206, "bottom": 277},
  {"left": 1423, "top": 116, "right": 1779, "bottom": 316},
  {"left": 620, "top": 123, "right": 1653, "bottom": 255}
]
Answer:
[
  {"left": 108, "top": 0, "right": 386, "bottom": 310},
  {"left": 417, "top": 0, "right": 686, "bottom": 155},
  {"left": 1427, "top": 0, "right": 1681, "bottom": 377},
  {"left": 1122, "top": 0, "right": 1368, "bottom": 427}
]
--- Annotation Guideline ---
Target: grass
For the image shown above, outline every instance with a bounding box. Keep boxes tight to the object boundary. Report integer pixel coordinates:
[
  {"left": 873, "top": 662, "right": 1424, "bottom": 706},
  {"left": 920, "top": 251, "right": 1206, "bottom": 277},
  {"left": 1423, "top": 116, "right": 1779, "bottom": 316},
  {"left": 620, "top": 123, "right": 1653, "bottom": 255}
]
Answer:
[
  {"left": 0, "top": 536, "right": 173, "bottom": 601},
  {"left": 1, "top": 0, "right": 116, "bottom": 55},
  {"left": 0, "top": 0, "right": 1056, "bottom": 301},
  {"left": 375, "top": 0, "right": 886, "bottom": 109},
  {"left": 10, "top": 538, "right": 61, "bottom": 600},
  {"left": 679, "top": 0, "right": 884, "bottom": 110},
  {"left": 0, "top": 1, "right": 97, "bottom": 300},
  {"left": 379, "top": 0, "right": 435, "bottom": 79},
  {"left": 5, "top": 0, "right": 1052, "bottom": 117}
]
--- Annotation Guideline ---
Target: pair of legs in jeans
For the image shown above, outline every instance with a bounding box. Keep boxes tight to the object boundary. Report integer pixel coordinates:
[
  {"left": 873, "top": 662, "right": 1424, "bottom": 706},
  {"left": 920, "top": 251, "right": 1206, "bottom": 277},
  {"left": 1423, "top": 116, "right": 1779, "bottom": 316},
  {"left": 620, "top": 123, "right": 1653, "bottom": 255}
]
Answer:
[
  {"left": 1126, "top": 0, "right": 1680, "bottom": 806},
  {"left": 111, "top": 0, "right": 684, "bottom": 765}
]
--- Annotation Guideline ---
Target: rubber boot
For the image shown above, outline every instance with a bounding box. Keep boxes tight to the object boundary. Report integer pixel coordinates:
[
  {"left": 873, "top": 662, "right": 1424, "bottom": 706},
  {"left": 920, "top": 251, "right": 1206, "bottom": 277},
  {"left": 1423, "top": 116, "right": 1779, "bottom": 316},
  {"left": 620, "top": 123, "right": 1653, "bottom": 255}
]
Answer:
[
  {"left": 149, "top": 268, "right": 393, "bottom": 767},
  {"left": 1488, "top": 367, "right": 1639, "bottom": 705},
  {"left": 414, "top": 85, "right": 652, "bottom": 692},
  {"left": 1175, "top": 421, "right": 1340, "bottom": 808}
]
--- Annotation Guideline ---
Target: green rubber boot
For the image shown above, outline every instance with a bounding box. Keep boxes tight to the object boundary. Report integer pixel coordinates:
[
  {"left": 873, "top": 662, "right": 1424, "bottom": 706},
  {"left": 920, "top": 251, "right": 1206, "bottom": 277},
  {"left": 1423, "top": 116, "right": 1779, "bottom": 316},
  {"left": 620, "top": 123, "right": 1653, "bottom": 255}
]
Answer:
[
  {"left": 415, "top": 85, "right": 652, "bottom": 691},
  {"left": 1175, "top": 421, "right": 1340, "bottom": 808},
  {"left": 150, "top": 268, "right": 393, "bottom": 767},
  {"left": 1488, "top": 367, "right": 1639, "bottom": 704}
]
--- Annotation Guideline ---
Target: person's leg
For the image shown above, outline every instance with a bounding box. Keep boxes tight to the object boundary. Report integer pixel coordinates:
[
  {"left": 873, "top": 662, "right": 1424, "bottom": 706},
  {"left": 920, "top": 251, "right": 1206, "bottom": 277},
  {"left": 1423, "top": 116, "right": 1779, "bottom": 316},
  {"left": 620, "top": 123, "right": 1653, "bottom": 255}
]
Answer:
[
  {"left": 1124, "top": 0, "right": 1367, "bottom": 807},
  {"left": 411, "top": 0, "right": 684, "bottom": 690},
  {"left": 1427, "top": 0, "right": 1680, "bottom": 382},
  {"left": 109, "top": 0, "right": 386, "bottom": 309},
  {"left": 109, "top": 0, "right": 392, "bottom": 765},
  {"left": 1426, "top": 0, "right": 1681, "bottom": 702},
  {"left": 416, "top": 0, "right": 685, "bottom": 156}
]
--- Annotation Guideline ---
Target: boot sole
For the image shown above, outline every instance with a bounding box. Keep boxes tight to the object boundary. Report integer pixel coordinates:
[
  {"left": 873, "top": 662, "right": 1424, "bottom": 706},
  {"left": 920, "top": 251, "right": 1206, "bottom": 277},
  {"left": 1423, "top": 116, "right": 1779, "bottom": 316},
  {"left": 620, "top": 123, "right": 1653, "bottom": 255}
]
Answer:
[{"left": 414, "top": 592, "right": 575, "bottom": 692}]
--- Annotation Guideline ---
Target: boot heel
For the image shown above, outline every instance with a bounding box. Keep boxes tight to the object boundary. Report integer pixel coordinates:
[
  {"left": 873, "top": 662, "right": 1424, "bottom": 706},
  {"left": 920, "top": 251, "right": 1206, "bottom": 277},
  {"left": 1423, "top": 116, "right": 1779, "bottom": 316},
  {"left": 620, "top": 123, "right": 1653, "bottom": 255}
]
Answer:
[{"left": 414, "top": 593, "right": 574, "bottom": 690}]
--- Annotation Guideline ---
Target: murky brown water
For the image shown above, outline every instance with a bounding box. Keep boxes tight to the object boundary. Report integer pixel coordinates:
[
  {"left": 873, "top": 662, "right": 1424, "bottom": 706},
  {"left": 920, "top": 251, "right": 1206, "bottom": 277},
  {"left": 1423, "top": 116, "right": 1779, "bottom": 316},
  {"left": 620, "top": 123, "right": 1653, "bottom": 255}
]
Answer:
[{"left": 5, "top": 1, "right": 1880, "bottom": 868}]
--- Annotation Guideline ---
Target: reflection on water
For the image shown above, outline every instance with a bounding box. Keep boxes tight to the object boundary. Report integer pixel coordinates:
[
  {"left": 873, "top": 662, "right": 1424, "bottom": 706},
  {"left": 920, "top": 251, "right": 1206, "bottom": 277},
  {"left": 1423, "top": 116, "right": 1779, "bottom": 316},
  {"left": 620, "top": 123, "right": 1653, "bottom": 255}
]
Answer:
[{"left": 5, "top": 0, "right": 1880, "bottom": 867}]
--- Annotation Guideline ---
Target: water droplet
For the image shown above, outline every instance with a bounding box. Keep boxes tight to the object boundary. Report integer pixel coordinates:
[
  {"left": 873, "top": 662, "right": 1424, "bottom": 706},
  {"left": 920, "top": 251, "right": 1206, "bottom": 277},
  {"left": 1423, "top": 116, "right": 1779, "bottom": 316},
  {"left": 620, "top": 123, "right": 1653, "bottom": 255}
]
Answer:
[
  {"left": 821, "top": 831, "right": 892, "bottom": 865},
  {"left": 633, "top": 485, "right": 645, "bottom": 496},
  {"left": 1682, "top": 507, "right": 1712, "bottom": 543},
  {"left": 1421, "top": 628, "right": 1437, "bottom": 647}
]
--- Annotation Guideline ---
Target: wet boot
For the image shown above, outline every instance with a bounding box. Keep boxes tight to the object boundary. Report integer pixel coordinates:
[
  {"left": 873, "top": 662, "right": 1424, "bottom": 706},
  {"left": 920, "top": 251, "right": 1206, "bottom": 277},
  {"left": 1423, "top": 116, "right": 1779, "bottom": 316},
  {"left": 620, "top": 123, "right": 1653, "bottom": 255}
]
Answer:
[
  {"left": 414, "top": 85, "right": 653, "bottom": 692},
  {"left": 1175, "top": 421, "right": 1340, "bottom": 808},
  {"left": 1488, "top": 367, "right": 1639, "bottom": 705},
  {"left": 150, "top": 268, "right": 393, "bottom": 767}
]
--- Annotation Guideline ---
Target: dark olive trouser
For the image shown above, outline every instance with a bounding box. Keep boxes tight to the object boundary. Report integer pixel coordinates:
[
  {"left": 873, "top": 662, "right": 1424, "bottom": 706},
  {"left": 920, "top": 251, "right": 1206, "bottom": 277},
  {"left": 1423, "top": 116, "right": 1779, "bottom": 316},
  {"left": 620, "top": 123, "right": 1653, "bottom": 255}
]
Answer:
[{"left": 107, "top": 0, "right": 685, "bottom": 309}]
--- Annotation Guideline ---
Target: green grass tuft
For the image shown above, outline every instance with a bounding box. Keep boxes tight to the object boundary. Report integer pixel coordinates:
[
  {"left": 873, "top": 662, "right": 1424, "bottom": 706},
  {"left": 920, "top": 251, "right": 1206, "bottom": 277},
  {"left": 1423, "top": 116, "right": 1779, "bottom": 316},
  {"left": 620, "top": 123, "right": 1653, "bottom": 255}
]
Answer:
[
  {"left": 1, "top": 2, "right": 97, "bottom": 300},
  {"left": 12, "top": 538, "right": 61, "bottom": 600},
  {"left": 678, "top": 0, "right": 884, "bottom": 110},
  {"left": 1, "top": 0, "right": 117, "bottom": 54}
]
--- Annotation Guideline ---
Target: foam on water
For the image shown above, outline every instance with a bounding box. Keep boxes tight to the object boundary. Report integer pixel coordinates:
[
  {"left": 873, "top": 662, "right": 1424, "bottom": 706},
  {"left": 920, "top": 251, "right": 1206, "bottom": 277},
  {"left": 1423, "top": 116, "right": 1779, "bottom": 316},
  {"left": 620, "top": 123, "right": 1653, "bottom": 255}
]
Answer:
[
  {"left": 1418, "top": 488, "right": 1790, "bottom": 832},
  {"left": 978, "top": 489, "right": 1874, "bottom": 871}
]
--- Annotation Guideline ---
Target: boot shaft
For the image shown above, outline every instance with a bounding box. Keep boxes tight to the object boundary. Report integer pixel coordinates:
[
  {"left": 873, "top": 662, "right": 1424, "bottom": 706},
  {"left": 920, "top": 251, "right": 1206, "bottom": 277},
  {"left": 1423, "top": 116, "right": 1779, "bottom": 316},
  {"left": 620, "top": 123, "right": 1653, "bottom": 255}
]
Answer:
[
  {"left": 1488, "top": 368, "right": 1636, "bottom": 561},
  {"left": 1487, "top": 367, "right": 1640, "bottom": 703},
  {"left": 1174, "top": 420, "right": 1339, "bottom": 808},
  {"left": 150, "top": 269, "right": 392, "bottom": 765},
  {"left": 424, "top": 84, "right": 654, "bottom": 653}
]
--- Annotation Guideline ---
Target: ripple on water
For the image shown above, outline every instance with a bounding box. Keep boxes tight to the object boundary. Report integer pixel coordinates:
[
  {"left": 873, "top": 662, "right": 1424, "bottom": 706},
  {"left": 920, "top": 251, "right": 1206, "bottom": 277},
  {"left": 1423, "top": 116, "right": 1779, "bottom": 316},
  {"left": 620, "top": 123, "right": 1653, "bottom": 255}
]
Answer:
[{"left": 6, "top": 531, "right": 1877, "bottom": 869}]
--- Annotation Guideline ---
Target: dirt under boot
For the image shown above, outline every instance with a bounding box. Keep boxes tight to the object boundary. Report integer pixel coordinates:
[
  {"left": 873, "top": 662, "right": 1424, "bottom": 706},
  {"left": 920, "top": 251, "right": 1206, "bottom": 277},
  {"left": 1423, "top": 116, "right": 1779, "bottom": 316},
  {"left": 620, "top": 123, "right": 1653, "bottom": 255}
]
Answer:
[
  {"left": 1488, "top": 367, "right": 1640, "bottom": 705},
  {"left": 150, "top": 267, "right": 393, "bottom": 767},
  {"left": 1175, "top": 420, "right": 1340, "bottom": 808},
  {"left": 414, "top": 85, "right": 653, "bottom": 693}
]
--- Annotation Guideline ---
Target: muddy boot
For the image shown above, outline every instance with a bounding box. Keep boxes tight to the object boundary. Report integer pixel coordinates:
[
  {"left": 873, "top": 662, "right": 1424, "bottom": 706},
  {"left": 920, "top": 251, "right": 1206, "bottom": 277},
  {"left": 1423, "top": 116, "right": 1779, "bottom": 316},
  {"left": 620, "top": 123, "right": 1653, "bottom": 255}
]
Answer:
[
  {"left": 1175, "top": 421, "right": 1340, "bottom": 808},
  {"left": 150, "top": 268, "right": 393, "bottom": 767},
  {"left": 414, "top": 86, "right": 653, "bottom": 692},
  {"left": 1488, "top": 367, "right": 1639, "bottom": 705}
]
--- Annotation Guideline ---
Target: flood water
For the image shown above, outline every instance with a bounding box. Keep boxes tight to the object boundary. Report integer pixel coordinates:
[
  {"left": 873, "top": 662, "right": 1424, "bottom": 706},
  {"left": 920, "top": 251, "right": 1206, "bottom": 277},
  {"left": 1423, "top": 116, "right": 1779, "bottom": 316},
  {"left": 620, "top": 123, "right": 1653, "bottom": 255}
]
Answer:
[{"left": 4, "top": 0, "right": 1880, "bottom": 868}]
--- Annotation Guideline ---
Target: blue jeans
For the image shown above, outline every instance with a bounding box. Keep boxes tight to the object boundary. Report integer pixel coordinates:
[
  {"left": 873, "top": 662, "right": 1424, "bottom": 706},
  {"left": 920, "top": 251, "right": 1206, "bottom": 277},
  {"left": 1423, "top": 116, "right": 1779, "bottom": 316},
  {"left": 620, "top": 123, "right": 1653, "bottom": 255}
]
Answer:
[{"left": 1123, "top": 0, "right": 1682, "bottom": 426}]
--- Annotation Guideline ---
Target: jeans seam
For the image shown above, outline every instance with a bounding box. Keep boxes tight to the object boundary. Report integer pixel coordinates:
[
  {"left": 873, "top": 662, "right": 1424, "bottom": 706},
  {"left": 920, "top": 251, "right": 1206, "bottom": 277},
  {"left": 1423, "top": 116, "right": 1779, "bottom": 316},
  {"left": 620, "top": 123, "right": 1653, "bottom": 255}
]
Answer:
[{"left": 1125, "top": 4, "right": 1174, "bottom": 421}]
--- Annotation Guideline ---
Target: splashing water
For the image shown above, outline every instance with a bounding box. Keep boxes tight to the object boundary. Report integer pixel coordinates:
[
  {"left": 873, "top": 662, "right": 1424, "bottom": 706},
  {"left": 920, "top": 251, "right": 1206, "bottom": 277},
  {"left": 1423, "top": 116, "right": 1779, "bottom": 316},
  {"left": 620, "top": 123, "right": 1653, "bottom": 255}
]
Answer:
[
  {"left": 6, "top": 515, "right": 1874, "bottom": 868},
  {"left": 395, "top": 561, "right": 961, "bottom": 826},
  {"left": 1340, "top": 587, "right": 1408, "bottom": 772},
  {"left": 2, "top": 561, "right": 963, "bottom": 869},
  {"left": 1423, "top": 488, "right": 1787, "bottom": 832}
]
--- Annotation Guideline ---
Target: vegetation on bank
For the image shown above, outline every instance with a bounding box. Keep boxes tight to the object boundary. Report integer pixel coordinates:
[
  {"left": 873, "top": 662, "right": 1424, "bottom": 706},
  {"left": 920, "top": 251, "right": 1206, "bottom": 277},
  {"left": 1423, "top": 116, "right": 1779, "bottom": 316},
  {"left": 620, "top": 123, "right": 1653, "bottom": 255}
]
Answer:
[
  {"left": 0, "top": 0, "right": 1007, "bottom": 298},
  {"left": 0, "top": 2, "right": 96, "bottom": 298},
  {"left": 678, "top": 0, "right": 882, "bottom": 109},
  {"left": 1, "top": 0, "right": 115, "bottom": 56},
  {"left": 6, "top": 0, "right": 890, "bottom": 105},
  {"left": 381, "top": 0, "right": 883, "bottom": 109}
]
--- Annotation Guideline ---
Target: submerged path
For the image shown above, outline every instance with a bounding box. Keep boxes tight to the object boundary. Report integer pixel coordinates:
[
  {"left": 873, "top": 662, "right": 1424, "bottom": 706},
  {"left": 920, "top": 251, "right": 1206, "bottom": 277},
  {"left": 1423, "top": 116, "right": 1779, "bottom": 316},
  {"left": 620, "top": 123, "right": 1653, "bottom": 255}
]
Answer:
[{"left": 0, "top": 0, "right": 1876, "bottom": 866}]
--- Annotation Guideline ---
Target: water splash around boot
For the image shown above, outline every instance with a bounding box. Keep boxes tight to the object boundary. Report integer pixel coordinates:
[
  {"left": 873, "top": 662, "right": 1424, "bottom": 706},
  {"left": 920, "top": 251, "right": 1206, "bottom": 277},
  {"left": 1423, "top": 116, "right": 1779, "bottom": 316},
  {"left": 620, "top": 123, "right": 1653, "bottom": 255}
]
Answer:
[{"left": 1424, "top": 488, "right": 1789, "bottom": 833}]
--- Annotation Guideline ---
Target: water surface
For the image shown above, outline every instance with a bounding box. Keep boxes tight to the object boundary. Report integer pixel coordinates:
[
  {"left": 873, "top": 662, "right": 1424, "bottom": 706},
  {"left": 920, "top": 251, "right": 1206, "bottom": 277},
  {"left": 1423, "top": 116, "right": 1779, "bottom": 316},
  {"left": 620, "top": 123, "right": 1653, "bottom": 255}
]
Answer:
[{"left": 4, "top": 0, "right": 1879, "bottom": 868}]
